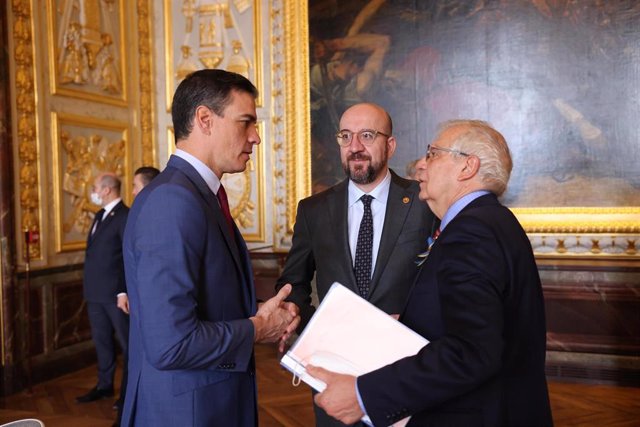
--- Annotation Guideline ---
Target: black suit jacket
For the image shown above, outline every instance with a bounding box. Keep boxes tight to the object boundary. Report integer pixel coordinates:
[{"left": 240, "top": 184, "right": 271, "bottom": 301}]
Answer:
[
  {"left": 358, "top": 194, "right": 552, "bottom": 427},
  {"left": 277, "top": 170, "right": 436, "bottom": 330},
  {"left": 83, "top": 200, "right": 129, "bottom": 303}
]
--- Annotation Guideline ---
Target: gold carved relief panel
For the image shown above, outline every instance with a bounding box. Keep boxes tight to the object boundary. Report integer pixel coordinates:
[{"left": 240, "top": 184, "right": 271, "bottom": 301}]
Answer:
[
  {"left": 159, "top": 1, "right": 310, "bottom": 250},
  {"left": 9, "top": 0, "right": 154, "bottom": 266},
  {"left": 51, "top": 112, "right": 130, "bottom": 252},
  {"left": 46, "top": 0, "right": 128, "bottom": 105},
  {"left": 164, "top": 0, "right": 263, "bottom": 111},
  {"left": 162, "top": 0, "right": 270, "bottom": 245}
]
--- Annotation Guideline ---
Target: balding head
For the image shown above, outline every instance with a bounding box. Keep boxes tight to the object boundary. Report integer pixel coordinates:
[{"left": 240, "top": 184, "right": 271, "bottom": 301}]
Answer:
[
  {"left": 92, "top": 172, "right": 122, "bottom": 206},
  {"left": 340, "top": 103, "right": 393, "bottom": 135},
  {"left": 338, "top": 103, "right": 397, "bottom": 193}
]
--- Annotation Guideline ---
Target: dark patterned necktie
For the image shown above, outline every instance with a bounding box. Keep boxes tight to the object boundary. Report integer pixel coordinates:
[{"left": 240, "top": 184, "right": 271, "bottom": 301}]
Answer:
[
  {"left": 354, "top": 195, "right": 373, "bottom": 298},
  {"left": 216, "top": 184, "right": 236, "bottom": 242},
  {"left": 91, "top": 209, "right": 105, "bottom": 236}
]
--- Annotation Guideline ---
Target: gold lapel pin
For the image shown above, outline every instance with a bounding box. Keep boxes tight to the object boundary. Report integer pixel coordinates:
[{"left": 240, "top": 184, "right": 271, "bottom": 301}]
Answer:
[{"left": 402, "top": 197, "right": 410, "bottom": 204}]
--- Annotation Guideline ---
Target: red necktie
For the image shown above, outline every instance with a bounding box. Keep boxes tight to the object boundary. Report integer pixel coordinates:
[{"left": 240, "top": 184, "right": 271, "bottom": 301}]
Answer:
[
  {"left": 216, "top": 184, "right": 236, "bottom": 242},
  {"left": 433, "top": 227, "right": 441, "bottom": 240}
]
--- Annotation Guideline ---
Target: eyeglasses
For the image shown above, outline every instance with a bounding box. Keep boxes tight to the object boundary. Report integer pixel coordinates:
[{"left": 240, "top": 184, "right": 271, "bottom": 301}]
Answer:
[
  {"left": 336, "top": 129, "right": 390, "bottom": 146},
  {"left": 425, "top": 144, "right": 470, "bottom": 160}
]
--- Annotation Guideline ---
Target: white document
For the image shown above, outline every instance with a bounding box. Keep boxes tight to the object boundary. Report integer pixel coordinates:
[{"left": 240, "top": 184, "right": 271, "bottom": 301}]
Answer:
[{"left": 281, "top": 282, "right": 428, "bottom": 427}]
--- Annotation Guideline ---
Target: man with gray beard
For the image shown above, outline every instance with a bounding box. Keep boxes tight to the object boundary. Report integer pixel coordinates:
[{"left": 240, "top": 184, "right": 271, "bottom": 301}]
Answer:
[{"left": 276, "top": 103, "right": 437, "bottom": 427}]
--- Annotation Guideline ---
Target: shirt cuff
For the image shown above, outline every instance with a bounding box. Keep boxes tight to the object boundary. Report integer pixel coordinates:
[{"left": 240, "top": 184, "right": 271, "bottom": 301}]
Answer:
[
  {"left": 116, "top": 293, "right": 127, "bottom": 297},
  {"left": 355, "top": 377, "right": 373, "bottom": 426}
]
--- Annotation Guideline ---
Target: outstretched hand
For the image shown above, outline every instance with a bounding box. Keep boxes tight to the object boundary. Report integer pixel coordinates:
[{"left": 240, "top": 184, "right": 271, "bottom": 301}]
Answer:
[{"left": 251, "top": 284, "right": 300, "bottom": 344}]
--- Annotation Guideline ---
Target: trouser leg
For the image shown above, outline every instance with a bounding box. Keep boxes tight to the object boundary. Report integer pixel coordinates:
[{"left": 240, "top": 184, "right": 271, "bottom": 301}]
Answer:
[{"left": 87, "top": 301, "right": 116, "bottom": 389}]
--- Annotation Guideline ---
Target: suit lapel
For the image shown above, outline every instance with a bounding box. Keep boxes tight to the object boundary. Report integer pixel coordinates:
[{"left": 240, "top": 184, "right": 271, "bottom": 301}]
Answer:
[
  {"left": 87, "top": 202, "right": 122, "bottom": 247},
  {"left": 167, "top": 156, "right": 248, "bottom": 284},
  {"left": 328, "top": 180, "right": 358, "bottom": 292},
  {"left": 369, "top": 172, "right": 414, "bottom": 295}
]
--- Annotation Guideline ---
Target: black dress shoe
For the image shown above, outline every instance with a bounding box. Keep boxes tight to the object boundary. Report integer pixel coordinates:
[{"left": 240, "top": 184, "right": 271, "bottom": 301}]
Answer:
[
  {"left": 112, "top": 398, "right": 122, "bottom": 411},
  {"left": 76, "top": 386, "right": 114, "bottom": 403}
]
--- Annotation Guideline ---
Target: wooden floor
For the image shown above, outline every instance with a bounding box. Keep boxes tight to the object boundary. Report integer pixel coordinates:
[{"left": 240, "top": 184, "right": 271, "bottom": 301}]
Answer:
[{"left": 0, "top": 344, "right": 638, "bottom": 426}]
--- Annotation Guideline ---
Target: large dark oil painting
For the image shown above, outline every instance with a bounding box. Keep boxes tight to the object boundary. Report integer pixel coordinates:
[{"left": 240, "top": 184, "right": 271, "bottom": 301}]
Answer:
[{"left": 308, "top": 0, "right": 640, "bottom": 207}]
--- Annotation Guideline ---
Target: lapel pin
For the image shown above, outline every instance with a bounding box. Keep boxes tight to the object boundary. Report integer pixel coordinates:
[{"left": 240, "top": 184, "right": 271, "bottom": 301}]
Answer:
[{"left": 402, "top": 197, "right": 410, "bottom": 204}]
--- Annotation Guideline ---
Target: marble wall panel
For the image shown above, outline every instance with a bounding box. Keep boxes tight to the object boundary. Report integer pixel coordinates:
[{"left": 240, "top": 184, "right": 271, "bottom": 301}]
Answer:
[{"left": 52, "top": 279, "right": 90, "bottom": 350}]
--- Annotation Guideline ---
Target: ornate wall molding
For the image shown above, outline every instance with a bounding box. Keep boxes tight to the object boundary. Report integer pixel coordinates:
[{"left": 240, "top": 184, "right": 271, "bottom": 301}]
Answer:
[
  {"left": 10, "top": 0, "right": 155, "bottom": 267},
  {"left": 12, "top": 0, "right": 42, "bottom": 259},
  {"left": 137, "top": 0, "right": 155, "bottom": 166},
  {"left": 50, "top": 112, "right": 130, "bottom": 252},
  {"left": 271, "top": 0, "right": 310, "bottom": 251}
]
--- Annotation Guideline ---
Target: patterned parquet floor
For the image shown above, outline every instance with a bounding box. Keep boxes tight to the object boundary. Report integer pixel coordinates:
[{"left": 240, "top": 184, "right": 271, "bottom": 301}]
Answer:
[{"left": 0, "top": 344, "right": 638, "bottom": 426}]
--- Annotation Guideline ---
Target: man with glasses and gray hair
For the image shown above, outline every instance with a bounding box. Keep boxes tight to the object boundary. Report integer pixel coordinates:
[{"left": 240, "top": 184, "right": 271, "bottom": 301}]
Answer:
[
  {"left": 276, "top": 102, "right": 437, "bottom": 427},
  {"left": 309, "top": 120, "right": 552, "bottom": 427}
]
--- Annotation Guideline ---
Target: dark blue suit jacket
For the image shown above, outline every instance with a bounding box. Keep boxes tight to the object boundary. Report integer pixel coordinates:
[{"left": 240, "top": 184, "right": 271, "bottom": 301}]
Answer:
[
  {"left": 359, "top": 194, "right": 552, "bottom": 427},
  {"left": 121, "top": 156, "right": 258, "bottom": 427},
  {"left": 83, "top": 200, "right": 129, "bottom": 303}
]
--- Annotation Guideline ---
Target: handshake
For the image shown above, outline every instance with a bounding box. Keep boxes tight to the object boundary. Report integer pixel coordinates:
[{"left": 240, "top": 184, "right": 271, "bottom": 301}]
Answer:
[{"left": 250, "top": 283, "right": 300, "bottom": 352}]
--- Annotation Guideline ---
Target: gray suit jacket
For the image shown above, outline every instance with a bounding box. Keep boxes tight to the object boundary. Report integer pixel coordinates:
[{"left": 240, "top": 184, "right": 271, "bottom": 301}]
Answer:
[{"left": 277, "top": 170, "right": 437, "bottom": 330}]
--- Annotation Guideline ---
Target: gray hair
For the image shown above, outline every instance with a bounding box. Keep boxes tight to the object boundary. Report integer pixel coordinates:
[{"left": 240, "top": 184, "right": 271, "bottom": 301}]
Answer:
[{"left": 438, "top": 120, "right": 512, "bottom": 196}]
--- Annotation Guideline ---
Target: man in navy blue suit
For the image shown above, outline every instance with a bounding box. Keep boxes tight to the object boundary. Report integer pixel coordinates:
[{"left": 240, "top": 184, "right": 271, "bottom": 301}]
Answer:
[
  {"left": 121, "top": 69, "right": 299, "bottom": 427},
  {"left": 76, "top": 172, "right": 129, "bottom": 427},
  {"left": 309, "top": 120, "right": 553, "bottom": 426}
]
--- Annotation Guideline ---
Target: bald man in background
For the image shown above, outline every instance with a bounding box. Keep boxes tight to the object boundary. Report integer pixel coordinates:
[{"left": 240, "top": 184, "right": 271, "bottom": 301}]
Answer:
[{"left": 77, "top": 172, "right": 129, "bottom": 427}]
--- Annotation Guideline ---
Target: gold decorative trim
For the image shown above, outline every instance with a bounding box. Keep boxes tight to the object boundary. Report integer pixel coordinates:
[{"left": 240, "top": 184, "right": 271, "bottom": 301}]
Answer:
[
  {"left": 167, "top": 126, "right": 175, "bottom": 158},
  {"left": 283, "top": 1, "right": 310, "bottom": 233},
  {"left": 270, "top": 0, "right": 287, "bottom": 250},
  {"left": 234, "top": 121, "right": 265, "bottom": 242},
  {"left": 51, "top": 112, "right": 130, "bottom": 252},
  {"left": 163, "top": 0, "right": 173, "bottom": 112},
  {"left": 13, "top": 0, "right": 42, "bottom": 259},
  {"left": 45, "top": 0, "right": 129, "bottom": 106},
  {"left": 511, "top": 207, "right": 640, "bottom": 233},
  {"left": 253, "top": 0, "right": 263, "bottom": 107},
  {"left": 137, "top": 0, "right": 156, "bottom": 166},
  {"left": 529, "top": 233, "right": 638, "bottom": 259},
  {"left": 164, "top": 0, "right": 263, "bottom": 111}
]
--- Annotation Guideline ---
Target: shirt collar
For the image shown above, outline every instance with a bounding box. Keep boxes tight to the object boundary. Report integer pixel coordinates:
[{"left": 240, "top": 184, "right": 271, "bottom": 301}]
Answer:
[
  {"left": 174, "top": 148, "right": 221, "bottom": 194},
  {"left": 348, "top": 169, "right": 391, "bottom": 207},
  {"left": 102, "top": 198, "right": 121, "bottom": 217},
  {"left": 440, "top": 190, "right": 490, "bottom": 230}
]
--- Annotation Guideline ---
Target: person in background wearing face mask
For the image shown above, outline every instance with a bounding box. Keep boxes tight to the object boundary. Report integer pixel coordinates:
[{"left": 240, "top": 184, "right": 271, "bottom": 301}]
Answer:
[{"left": 76, "top": 172, "right": 129, "bottom": 427}]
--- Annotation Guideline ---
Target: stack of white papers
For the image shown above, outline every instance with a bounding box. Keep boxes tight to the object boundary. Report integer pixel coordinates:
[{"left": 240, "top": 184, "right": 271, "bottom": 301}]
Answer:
[{"left": 281, "top": 282, "right": 428, "bottom": 427}]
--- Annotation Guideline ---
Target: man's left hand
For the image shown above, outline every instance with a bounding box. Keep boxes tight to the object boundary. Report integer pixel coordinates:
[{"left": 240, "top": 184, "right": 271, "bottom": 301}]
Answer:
[
  {"left": 117, "top": 294, "right": 130, "bottom": 314},
  {"left": 307, "top": 365, "right": 364, "bottom": 424}
]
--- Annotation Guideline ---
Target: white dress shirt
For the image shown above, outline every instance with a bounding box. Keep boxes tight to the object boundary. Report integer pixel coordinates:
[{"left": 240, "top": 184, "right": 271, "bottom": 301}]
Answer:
[{"left": 347, "top": 170, "right": 391, "bottom": 277}]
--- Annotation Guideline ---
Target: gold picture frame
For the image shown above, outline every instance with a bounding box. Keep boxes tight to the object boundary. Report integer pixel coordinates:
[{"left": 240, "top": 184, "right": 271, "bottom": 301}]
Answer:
[
  {"left": 46, "top": 0, "right": 128, "bottom": 106},
  {"left": 164, "top": 0, "right": 263, "bottom": 112},
  {"left": 51, "top": 112, "right": 130, "bottom": 252},
  {"left": 305, "top": 0, "right": 639, "bottom": 259}
]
